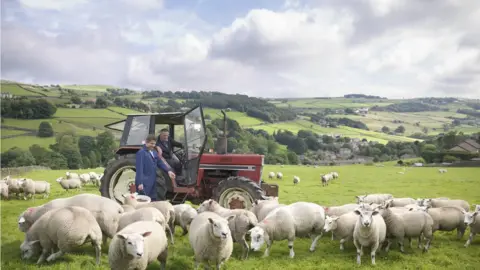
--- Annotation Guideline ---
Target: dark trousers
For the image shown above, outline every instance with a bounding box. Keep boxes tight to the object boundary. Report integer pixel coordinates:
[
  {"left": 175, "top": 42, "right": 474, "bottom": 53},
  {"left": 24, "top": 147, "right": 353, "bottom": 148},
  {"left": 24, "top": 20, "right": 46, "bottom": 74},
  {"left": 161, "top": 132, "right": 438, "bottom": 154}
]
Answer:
[{"left": 166, "top": 155, "right": 182, "bottom": 175}]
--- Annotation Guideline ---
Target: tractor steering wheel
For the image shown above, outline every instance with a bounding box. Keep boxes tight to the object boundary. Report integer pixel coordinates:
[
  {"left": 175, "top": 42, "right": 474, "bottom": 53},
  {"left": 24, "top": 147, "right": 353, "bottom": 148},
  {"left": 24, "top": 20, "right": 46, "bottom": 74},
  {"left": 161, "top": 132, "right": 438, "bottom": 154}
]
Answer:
[{"left": 173, "top": 148, "right": 186, "bottom": 164}]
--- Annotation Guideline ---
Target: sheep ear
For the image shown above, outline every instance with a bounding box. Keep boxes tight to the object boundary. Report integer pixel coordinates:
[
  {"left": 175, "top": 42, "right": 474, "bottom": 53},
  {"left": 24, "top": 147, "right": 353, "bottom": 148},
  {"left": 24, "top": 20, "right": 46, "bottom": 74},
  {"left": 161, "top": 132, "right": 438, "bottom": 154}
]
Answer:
[
  {"left": 122, "top": 194, "right": 127, "bottom": 198},
  {"left": 408, "top": 207, "right": 414, "bottom": 211},
  {"left": 473, "top": 212, "right": 478, "bottom": 217},
  {"left": 354, "top": 210, "right": 361, "bottom": 215},
  {"left": 208, "top": 218, "right": 214, "bottom": 224},
  {"left": 254, "top": 200, "right": 258, "bottom": 205},
  {"left": 117, "top": 234, "right": 127, "bottom": 240},
  {"left": 209, "top": 200, "right": 213, "bottom": 205},
  {"left": 29, "top": 240, "right": 40, "bottom": 245},
  {"left": 141, "top": 231, "right": 152, "bottom": 237},
  {"left": 226, "top": 215, "right": 235, "bottom": 222},
  {"left": 332, "top": 216, "right": 340, "bottom": 221},
  {"left": 372, "top": 210, "right": 380, "bottom": 216},
  {"left": 19, "top": 217, "right": 26, "bottom": 223}
]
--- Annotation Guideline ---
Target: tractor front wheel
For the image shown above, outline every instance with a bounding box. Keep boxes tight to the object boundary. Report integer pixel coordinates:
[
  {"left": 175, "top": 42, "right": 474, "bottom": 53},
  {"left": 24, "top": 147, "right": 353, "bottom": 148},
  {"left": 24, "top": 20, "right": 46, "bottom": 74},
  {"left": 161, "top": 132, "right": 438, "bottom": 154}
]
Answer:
[
  {"left": 99, "top": 158, "right": 137, "bottom": 204},
  {"left": 213, "top": 176, "right": 266, "bottom": 210}
]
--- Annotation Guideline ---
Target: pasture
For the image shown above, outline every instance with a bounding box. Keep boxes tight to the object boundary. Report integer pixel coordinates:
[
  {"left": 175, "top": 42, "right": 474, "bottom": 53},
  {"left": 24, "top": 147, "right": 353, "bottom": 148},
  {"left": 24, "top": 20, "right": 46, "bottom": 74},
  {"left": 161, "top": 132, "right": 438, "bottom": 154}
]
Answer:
[
  {"left": 203, "top": 108, "right": 265, "bottom": 127},
  {"left": 1, "top": 165, "right": 479, "bottom": 269},
  {"left": 270, "top": 98, "right": 394, "bottom": 109}
]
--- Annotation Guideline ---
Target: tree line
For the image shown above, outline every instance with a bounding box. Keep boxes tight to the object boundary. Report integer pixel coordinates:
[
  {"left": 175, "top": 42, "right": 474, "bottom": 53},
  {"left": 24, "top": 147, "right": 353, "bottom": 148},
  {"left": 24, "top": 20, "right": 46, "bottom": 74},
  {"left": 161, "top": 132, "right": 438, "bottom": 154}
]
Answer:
[
  {"left": 370, "top": 102, "right": 448, "bottom": 113},
  {"left": 1, "top": 98, "right": 57, "bottom": 119}
]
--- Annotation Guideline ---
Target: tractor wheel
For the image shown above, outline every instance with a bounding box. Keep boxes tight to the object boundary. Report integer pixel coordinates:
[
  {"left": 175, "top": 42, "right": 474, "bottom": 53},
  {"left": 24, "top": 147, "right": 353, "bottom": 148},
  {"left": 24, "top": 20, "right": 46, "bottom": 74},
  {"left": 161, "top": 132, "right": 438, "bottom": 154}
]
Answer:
[
  {"left": 213, "top": 176, "right": 266, "bottom": 210},
  {"left": 100, "top": 158, "right": 137, "bottom": 204}
]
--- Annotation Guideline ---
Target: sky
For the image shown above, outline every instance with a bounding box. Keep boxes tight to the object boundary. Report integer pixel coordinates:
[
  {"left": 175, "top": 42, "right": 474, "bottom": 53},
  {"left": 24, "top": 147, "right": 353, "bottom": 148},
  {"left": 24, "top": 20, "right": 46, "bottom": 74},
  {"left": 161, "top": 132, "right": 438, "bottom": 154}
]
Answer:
[{"left": 1, "top": 0, "right": 480, "bottom": 99}]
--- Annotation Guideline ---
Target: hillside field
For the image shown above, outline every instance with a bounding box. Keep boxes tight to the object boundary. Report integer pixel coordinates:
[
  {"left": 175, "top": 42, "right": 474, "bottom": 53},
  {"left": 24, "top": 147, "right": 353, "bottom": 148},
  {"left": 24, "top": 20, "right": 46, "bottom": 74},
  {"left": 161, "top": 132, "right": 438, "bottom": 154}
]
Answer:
[{"left": 1, "top": 165, "right": 479, "bottom": 269}]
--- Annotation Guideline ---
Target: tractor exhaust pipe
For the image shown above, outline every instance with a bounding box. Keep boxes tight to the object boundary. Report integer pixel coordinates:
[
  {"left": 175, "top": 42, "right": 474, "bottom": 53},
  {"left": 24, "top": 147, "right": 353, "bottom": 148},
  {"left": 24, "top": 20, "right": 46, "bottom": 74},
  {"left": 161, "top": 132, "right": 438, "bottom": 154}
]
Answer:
[{"left": 216, "top": 110, "right": 228, "bottom": 154}]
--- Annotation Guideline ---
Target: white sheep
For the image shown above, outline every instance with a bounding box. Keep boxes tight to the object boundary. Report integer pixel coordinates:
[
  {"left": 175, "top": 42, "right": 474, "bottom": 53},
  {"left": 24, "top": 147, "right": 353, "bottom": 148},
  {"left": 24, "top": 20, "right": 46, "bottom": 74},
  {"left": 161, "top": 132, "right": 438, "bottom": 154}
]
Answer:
[
  {"left": 438, "top": 168, "right": 447, "bottom": 173},
  {"left": 475, "top": 204, "right": 480, "bottom": 212},
  {"left": 65, "top": 171, "right": 79, "bottom": 179},
  {"left": 323, "top": 212, "right": 357, "bottom": 250},
  {"left": 268, "top": 172, "right": 275, "bottom": 179},
  {"left": 385, "top": 198, "right": 416, "bottom": 207},
  {"left": 353, "top": 206, "right": 386, "bottom": 265},
  {"left": 248, "top": 202, "right": 325, "bottom": 258},
  {"left": 293, "top": 176, "right": 300, "bottom": 185},
  {"left": 122, "top": 204, "right": 136, "bottom": 212},
  {"left": 91, "top": 173, "right": 103, "bottom": 187},
  {"left": 173, "top": 204, "right": 197, "bottom": 235},
  {"left": 276, "top": 172, "right": 283, "bottom": 179},
  {"left": 463, "top": 210, "right": 479, "bottom": 247},
  {"left": 20, "top": 206, "right": 102, "bottom": 265},
  {"left": 377, "top": 203, "right": 434, "bottom": 253},
  {"left": 79, "top": 173, "right": 91, "bottom": 185},
  {"left": 5, "top": 176, "right": 24, "bottom": 198},
  {"left": 56, "top": 177, "right": 82, "bottom": 191},
  {"left": 123, "top": 194, "right": 175, "bottom": 244},
  {"left": 321, "top": 173, "right": 333, "bottom": 187},
  {"left": 117, "top": 207, "right": 167, "bottom": 232},
  {"left": 1, "top": 181, "right": 9, "bottom": 200},
  {"left": 109, "top": 220, "right": 168, "bottom": 270},
  {"left": 18, "top": 193, "right": 123, "bottom": 245},
  {"left": 415, "top": 205, "right": 467, "bottom": 239},
  {"left": 21, "top": 179, "right": 50, "bottom": 200},
  {"left": 324, "top": 203, "right": 360, "bottom": 217},
  {"left": 356, "top": 194, "right": 393, "bottom": 205},
  {"left": 249, "top": 197, "right": 286, "bottom": 221},
  {"left": 331, "top": 172, "right": 339, "bottom": 179},
  {"left": 197, "top": 199, "right": 258, "bottom": 259},
  {"left": 421, "top": 198, "right": 470, "bottom": 212},
  {"left": 189, "top": 211, "right": 235, "bottom": 269}
]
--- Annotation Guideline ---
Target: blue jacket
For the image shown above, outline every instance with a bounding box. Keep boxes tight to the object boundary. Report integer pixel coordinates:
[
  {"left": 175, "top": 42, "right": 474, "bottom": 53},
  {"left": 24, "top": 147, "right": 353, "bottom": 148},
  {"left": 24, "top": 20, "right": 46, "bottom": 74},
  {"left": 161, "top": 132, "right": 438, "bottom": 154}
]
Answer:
[{"left": 135, "top": 146, "right": 171, "bottom": 199}]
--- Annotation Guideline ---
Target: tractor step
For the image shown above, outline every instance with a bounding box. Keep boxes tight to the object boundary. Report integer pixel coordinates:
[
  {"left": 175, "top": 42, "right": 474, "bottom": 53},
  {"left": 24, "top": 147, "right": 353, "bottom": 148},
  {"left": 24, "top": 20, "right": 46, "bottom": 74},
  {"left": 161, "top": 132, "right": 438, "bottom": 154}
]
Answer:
[{"left": 170, "top": 192, "right": 188, "bottom": 205}]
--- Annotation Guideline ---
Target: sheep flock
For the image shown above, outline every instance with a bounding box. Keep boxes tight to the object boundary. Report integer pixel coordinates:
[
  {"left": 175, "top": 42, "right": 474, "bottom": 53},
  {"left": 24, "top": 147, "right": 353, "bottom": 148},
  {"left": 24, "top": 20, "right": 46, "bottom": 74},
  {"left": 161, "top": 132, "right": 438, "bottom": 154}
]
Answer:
[{"left": 1, "top": 169, "right": 480, "bottom": 269}]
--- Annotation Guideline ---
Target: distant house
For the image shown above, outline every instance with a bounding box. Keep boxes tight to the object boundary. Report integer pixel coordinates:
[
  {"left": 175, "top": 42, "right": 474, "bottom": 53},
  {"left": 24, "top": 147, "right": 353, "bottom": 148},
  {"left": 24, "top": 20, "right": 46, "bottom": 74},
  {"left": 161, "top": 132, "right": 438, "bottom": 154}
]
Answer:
[
  {"left": 1, "top": 92, "right": 13, "bottom": 99},
  {"left": 449, "top": 139, "right": 480, "bottom": 153},
  {"left": 354, "top": 108, "right": 369, "bottom": 114}
]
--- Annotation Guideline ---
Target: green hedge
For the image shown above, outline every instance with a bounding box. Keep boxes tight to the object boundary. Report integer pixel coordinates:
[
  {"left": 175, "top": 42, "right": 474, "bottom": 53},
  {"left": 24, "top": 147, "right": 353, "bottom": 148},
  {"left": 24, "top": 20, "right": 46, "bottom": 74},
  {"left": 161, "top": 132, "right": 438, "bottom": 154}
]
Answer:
[{"left": 421, "top": 150, "right": 479, "bottom": 163}]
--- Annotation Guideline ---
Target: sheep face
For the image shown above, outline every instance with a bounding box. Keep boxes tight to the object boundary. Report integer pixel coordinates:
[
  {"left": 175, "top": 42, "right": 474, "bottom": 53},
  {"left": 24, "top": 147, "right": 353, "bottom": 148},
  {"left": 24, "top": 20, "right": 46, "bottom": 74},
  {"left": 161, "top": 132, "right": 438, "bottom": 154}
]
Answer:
[
  {"left": 248, "top": 226, "right": 266, "bottom": 251},
  {"left": 355, "top": 195, "right": 366, "bottom": 204},
  {"left": 423, "top": 199, "right": 433, "bottom": 208},
  {"left": 354, "top": 208, "right": 380, "bottom": 228},
  {"left": 323, "top": 216, "right": 339, "bottom": 232},
  {"left": 474, "top": 205, "right": 480, "bottom": 212},
  {"left": 464, "top": 212, "right": 478, "bottom": 226},
  {"left": 20, "top": 240, "right": 41, "bottom": 260},
  {"left": 117, "top": 231, "right": 152, "bottom": 258},
  {"left": 208, "top": 217, "right": 232, "bottom": 239},
  {"left": 416, "top": 198, "right": 424, "bottom": 206}
]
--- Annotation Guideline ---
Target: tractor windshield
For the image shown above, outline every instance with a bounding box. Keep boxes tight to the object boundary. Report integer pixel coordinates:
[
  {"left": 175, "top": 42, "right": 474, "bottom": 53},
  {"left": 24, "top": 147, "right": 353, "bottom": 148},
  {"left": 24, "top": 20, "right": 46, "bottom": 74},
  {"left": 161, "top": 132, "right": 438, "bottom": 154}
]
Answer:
[{"left": 184, "top": 107, "right": 206, "bottom": 159}]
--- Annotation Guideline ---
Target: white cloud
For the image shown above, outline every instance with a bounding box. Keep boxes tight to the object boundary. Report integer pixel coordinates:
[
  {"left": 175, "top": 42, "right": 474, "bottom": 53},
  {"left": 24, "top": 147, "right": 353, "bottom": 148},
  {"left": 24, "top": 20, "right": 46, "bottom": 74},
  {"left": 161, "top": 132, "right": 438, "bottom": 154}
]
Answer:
[
  {"left": 2, "top": 0, "right": 480, "bottom": 98},
  {"left": 19, "top": 0, "right": 89, "bottom": 11}
]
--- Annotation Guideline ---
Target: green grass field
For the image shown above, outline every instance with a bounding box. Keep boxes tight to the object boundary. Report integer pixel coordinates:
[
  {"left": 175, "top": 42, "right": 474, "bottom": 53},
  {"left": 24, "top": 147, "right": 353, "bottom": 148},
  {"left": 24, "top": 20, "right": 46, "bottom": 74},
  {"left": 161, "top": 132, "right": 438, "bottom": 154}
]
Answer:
[
  {"left": 1, "top": 84, "right": 43, "bottom": 97},
  {"left": 59, "top": 85, "right": 115, "bottom": 92},
  {"left": 1, "top": 165, "right": 479, "bottom": 269},
  {"left": 270, "top": 98, "right": 395, "bottom": 109},
  {"left": 254, "top": 120, "right": 417, "bottom": 144},
  {"left": 204, "top": 108, "right": 265, "bottom": 127}
]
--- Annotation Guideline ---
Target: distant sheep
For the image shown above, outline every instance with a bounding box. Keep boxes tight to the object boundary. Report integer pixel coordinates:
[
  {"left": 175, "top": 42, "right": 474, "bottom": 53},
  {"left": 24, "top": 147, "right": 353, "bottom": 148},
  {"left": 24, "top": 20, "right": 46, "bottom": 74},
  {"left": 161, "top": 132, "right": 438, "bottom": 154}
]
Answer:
[
  {"left": 276, "top": 172, "right": 283, "bottom": 179},
  {"left": 385, "top": 198, "right": 416, "bottom": 207},
  {"left": 438, "top": 169, "right": 447, "bottom": 173},
  {"left": 21, "top": 179, "right": 50, "bottom": 200},
  {"left": 268, "top": 172, "right": 275, "bottom": 179},
  {"left": 56, "top": 177, "right": 82, "bottom": 191},
  {"left": 331, "top": 172, "right": 339, "bottom": 179},
  {"left": 321, "top": 173, "right": 333, "bottom": 187},
  {"left": 1, "top": 181, "right": 9, "bottom": 200},
  {"left": 293, "top": 176, "right": 300, "bottom": 185},
  {"left": 356, "top": 194, "right": 393, "bottom": 205}
]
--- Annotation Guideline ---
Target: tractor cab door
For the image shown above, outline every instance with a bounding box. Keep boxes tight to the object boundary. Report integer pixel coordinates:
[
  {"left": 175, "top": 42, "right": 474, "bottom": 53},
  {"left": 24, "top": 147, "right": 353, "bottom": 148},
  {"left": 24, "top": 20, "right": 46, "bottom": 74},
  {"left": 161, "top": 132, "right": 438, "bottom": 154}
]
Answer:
[{"left": 182, "top": 105, "right": 207, "bottom": 185}]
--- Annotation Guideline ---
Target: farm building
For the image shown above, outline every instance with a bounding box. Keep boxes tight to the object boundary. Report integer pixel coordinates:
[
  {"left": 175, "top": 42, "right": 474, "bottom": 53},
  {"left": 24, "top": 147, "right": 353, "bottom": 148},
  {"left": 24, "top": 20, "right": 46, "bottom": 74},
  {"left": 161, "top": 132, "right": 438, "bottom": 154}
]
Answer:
[{"left": 449, "top": 139, "right": 480, "bottom": 153}]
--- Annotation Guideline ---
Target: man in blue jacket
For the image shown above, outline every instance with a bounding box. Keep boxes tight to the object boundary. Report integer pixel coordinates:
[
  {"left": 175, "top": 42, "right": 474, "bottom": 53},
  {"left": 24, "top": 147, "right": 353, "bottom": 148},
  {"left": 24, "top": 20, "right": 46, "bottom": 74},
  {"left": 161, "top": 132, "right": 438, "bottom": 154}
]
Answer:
[{"left": 135, "top": 134, "right": 176, "bottom": 201}]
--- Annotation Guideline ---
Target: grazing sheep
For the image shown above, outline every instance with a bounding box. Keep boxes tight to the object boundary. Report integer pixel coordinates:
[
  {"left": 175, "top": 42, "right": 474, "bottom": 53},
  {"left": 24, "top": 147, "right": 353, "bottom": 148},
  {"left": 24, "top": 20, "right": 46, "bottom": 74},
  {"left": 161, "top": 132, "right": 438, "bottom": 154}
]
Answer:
[
  {"left": 331, "top": 172, "right": 339, "bottom": 179},
  {"left": 438, "top": 169, "right": 447, "bottom": 173},
  {"left": 21, "top": 179, "right": 50, "bottom": 200},
  {"left": 79, "top": 173, "right": 91, "bottom": 185},
  {"left": 321, "top": 173, "right": 333, "bottom": 187},
  {"left": 248, "top": 202, "right": 325, "bottom": 258},
  {"left": 18, "top": 193, "right": 123, "bottom": 245},
  {"left": 117, "top": 207, "right": 167, "bottom": 232},
  {"left": 421, "top": 198, "right": 470, "bottom": 212},
  {"left": 173, "top": 204, "right": 197, "bottom": 235},
  {"left": 197, "top": 199, "right": 258, "bottom": 259},
  {"left": 109, "top": 221, "right": 169, "bottom": 270},
  {"left": 250, "top": 197, "right": 286, "bottom": 221},
  {"left": 122, "top": 204, "right": 136, "bottom": 213},
  {"left": 276, "top": 172, "right": 283, "bottom": 179},
  {"left": 5, "top": 176, "right": 24, "bottom": 198},
  {"left": 324, "top": 203, "right": 360, "bottom": 217},
  {"left": 268, "top": 172, "right": 275, "bottom": 179},
  {"left": 323, "top": 212, "right": 357, "bottom": 250},
  {"left": 463, "top": 211, "right": 479, "bottom": 247},
  {"left": 293, "top": 176, "right": 300, "bottom": 185},
  {"left": 378, "top": 204, "right": 433, "bottom": 253},
  {"left": 65, "top": 172, "right": 79, "bottom": 179},
  {"left": 385, "top": 198, "right": 416, "bottom": 207},
  {"left": 353, "top": 206, "right": 386, "bottom": 265},
  {"left": 20, "top": 206, "right": 103, "bottom": 265},
  {"left": 56, "top": 177, "right": 82, "bottom": 191},
  {"left": 189, "top": 211, "right": 235, "bottom": 270},
  {"left": 475, "top": 205, "right": 480, "bottom": 212},
  {"left": 356, "top": 194, "right": 393, "bottom": 205},
  {"left": 123, "top": 194, "right": 175, "bottom": 245},
  {"left": 415, "top": 205, "right": 467, "bottom": 239},
  {"left": 1, "top": 181, "right": 9, "bottom": 200}
]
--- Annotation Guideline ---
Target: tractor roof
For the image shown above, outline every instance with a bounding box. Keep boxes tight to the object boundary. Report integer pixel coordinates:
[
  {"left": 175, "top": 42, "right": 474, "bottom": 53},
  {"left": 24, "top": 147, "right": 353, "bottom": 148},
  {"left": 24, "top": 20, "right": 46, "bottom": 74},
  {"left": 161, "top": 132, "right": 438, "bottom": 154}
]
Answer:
[{"left": 105, "top": 111, "right": 185, "bottom": 131}]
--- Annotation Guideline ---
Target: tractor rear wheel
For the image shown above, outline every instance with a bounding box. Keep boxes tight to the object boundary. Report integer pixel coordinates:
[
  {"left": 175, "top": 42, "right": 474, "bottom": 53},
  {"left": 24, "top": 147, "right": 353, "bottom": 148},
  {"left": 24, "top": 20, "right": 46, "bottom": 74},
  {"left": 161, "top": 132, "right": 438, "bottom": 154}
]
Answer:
[
  {"left": 213, "top": 176, "right": 266, "bottom": 210},
  {"left": 100, "top": 158, "right": 137, "bottom": 204}
]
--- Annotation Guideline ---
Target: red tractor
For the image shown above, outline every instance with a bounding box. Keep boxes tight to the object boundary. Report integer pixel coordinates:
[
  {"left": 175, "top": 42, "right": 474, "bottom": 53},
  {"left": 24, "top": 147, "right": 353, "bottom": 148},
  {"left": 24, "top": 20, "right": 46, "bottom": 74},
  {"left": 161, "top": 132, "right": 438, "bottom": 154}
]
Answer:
[{"left": 99, "top": 105, "right": 279, "bottom": 209}]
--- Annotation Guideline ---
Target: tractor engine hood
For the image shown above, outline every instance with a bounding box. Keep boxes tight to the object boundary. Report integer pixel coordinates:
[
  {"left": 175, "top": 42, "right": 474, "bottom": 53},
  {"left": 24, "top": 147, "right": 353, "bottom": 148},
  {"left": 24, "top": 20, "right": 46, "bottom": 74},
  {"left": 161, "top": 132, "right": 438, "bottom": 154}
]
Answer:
[{"left": 200, "top": 153, "right": 264, "bottom": 167}]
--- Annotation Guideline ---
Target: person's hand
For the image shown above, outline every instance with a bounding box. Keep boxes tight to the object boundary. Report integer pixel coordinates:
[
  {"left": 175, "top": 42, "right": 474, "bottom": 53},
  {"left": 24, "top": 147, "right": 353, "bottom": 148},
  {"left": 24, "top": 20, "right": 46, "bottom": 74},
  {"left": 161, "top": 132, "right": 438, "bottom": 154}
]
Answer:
[
  {"left": 156, "top": 146, "right": 163, "bottom": 155},
  {"left": 168, "top": 171, "right": 176, "bottom": 180},
  {"left": 137, "top": 184, "right": 144, "bottom": 191}
]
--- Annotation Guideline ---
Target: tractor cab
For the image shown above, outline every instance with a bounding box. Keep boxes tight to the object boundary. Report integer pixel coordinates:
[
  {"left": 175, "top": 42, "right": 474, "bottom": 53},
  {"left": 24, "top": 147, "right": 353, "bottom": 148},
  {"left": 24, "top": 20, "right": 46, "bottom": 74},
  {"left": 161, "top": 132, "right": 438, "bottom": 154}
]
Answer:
[{"left": 102, "top": 106, "right": 207, "bottom": 201}]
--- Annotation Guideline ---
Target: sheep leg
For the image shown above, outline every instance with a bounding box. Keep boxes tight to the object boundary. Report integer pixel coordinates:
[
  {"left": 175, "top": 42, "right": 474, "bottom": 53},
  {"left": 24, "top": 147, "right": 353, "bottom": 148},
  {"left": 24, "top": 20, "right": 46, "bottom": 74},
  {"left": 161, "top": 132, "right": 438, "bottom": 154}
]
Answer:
[
  {"left": 262, "top": 240, "right": 272, "bottom": 258},
  {"left": 46, "top": 250, "right": 65, "bottom": 262},
  {"left": 385, "top": 239, "right": 393, "bottom": 253},
  {"left": 354, "top": 239, "right": 362, "bottom": 265},
  {"left": 398, "top": 236, "right": 405, "bottom": 253},
  {"left": 288, "top": 239, "right": 295, "bottom": 258},
  {"left": 340, "top": 236, "right": 351, "bottom": 251},
  {"left": 240, "top": 236, "right": 249, "bottom": 260},
  {"left": 36, "top": 248, "right": 49, "bottom": 264},
  {"left": 371, "top": 241, "right": 380, "bottom": 265},
  {"left": 464, "top": 232, "right": 476, "bottom": 248},
  {"left": 309, "top": 232, "right": 323, "bottom": 252},
  {"left": 166, "top": 227, "right": 175, "bottom": 245},
  {"left": 417, "top": 236, "right": 423, "bottom": 249},
  {"left": 331, "top": 232, "right": 334, "bottom": 240},
  {"left": 157, "top": 248, "right": 168, "bottom": 270},
  {"left": 457, "top": 228, "right": 466, "bottom": 240},
  {"left": 92, "top": 241, "right": 101, "bottom": 265}
]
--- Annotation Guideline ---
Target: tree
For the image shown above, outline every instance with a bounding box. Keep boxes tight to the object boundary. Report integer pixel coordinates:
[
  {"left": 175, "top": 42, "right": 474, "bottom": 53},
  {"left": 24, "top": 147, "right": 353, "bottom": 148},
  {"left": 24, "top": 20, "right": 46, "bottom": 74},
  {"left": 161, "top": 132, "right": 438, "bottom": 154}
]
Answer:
[
  {"left": 95, "top": 97, "right": 108, "bottom": 108},
  {"left": 37, "top": 121, "right": 54, "bottom": 137},
  {"left": 89, "top": 151, "right": 98, "bottom": 168},
  {"left": 70, "top": 96, "right": 82, "bottom": 104},
  {"left": 96, "top": 131, "right": 117, "bottom": 165},
  {"left": 381, "top": 126, "right": 390, "bottom": 133},
  {"left": 78, "top": 136, "right": 96, "bottom": 156},
  {"left": 395, "top": 125, "right": 405, "bottom": 133}
]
